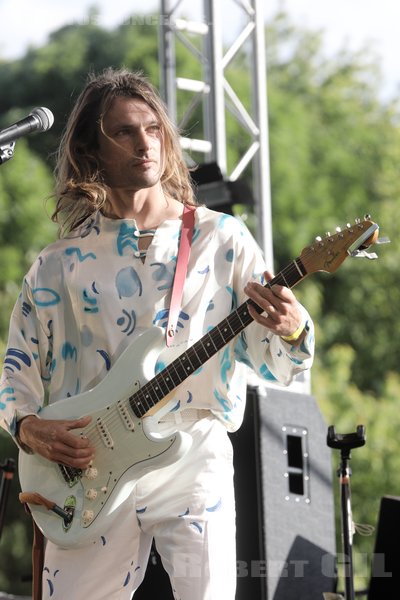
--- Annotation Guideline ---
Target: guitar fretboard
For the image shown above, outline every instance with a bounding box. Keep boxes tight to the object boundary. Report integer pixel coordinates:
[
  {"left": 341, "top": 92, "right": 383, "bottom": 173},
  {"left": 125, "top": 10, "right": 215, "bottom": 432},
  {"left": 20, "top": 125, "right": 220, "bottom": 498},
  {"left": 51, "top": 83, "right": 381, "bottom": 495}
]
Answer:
[{"left": 130, "top": 256, "right": 307, "bottom": 418}]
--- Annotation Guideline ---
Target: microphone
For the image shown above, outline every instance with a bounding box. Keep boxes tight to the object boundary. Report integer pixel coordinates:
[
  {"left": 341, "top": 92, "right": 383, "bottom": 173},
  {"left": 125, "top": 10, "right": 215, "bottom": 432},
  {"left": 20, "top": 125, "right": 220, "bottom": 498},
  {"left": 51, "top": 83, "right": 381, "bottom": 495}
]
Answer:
[{"left": 0, "top": 107, "right": 54, "bottom": 146}]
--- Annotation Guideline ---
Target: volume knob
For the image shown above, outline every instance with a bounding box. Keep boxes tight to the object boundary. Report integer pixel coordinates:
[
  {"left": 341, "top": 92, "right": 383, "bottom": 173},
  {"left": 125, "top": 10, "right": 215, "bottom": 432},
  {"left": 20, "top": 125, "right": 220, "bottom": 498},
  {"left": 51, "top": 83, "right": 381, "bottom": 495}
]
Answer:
[
  {"left": 85, "top": 488, "right": 98, "bottom": 500},
  {"left": 85, "top": 466, "right": 98, "bottom": 480},
  {"left": 82, "top": 510, "right": 94, "bottom": 524}
]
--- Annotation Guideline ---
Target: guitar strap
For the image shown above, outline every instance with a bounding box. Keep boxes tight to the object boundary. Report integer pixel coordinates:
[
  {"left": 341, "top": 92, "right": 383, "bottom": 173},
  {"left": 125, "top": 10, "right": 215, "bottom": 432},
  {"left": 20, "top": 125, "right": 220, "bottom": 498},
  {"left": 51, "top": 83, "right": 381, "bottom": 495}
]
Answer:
[{"left": 166, "top": 204, "right": 196, "bottom": 347}]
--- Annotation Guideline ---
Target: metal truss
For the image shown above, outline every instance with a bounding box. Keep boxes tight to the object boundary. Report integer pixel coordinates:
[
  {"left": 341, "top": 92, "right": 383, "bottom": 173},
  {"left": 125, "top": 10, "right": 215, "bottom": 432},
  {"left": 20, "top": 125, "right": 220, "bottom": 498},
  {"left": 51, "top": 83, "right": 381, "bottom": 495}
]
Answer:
[{"left": 159, "top": 0, "right": 273, "bottom": 267}]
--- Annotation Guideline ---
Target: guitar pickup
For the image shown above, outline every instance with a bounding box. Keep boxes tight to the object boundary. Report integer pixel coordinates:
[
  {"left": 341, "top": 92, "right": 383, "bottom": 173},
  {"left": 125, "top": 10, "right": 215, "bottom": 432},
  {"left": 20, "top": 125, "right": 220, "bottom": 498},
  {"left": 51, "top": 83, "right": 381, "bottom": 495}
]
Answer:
[
  {"left": 96, "top": 417, "right": 114, "bottom": 449},
  {"left": 117, "top": 399, "right": 135, "bottom": 431}
]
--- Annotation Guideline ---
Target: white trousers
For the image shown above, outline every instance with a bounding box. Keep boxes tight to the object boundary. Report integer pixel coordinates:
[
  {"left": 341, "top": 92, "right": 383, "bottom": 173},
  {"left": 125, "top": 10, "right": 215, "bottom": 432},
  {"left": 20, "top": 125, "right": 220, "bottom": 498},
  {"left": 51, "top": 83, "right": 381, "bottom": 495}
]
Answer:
[{"left": 42, "top": 416, "right": 237, "bottom": 600}]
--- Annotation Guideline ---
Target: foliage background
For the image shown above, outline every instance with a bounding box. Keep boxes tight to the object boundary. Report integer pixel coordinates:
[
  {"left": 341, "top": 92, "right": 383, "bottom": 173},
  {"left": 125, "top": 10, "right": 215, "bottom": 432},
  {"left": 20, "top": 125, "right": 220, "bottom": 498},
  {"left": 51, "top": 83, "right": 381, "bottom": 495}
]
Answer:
[{"left": 0, "top": 5, "right": 399, "bottom": 596}]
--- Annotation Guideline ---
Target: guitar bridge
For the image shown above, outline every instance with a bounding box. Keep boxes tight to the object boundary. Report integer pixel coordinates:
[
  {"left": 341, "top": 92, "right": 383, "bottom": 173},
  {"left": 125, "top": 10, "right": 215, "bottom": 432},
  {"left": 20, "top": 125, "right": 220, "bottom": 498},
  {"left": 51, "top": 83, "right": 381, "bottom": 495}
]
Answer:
[{"left": 58, "top": 464, "right": 82, "bottom": 487}]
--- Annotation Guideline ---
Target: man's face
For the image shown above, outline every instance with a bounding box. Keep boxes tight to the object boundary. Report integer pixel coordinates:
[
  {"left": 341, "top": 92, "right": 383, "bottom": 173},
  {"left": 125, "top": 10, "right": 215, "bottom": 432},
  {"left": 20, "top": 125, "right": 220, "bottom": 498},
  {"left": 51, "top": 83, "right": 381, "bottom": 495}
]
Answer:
[{"left": 97, "top": 96, "right": 163, "bottom": 192}]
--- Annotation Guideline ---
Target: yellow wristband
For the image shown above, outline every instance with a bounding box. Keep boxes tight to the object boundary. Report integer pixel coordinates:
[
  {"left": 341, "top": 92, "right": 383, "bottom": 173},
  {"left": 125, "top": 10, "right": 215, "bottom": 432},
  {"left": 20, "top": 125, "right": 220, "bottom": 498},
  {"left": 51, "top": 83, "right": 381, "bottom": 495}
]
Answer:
[{"left": 281, "top": 320, "right": 306, "bottom": 342}]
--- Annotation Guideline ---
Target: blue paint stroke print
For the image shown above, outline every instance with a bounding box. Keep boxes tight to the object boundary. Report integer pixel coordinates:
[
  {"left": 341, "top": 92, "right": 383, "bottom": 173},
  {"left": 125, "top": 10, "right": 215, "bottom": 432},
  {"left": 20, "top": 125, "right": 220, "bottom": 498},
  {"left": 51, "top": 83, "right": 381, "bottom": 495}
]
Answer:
[
  {"left": 225, "top": 286, "right": 238, "bottom": 310},
  {"left": 65, "top": 247, "right": 96, "bottom": 262},
  {"left": 117, "top": 222, "right": 139, "bottom": 256},
  {"left": 220, "top": 347, "right": 232, "bottom": 387},
  {"left": 61, "top": 342, "right": 78, "bottom": 362},
  {"left": 150, "top": 262, "right": 175, "bottom": 291},
  {"left": 22, "top": 301, "right": 31, "bottom": 317},
  {"left": 115, "top": 267, "right": 142, "bottom": 299},
  {"left": 217, "top": 214, "right": 231, "bottom": 229},
  {"left": 44, "top": 349, "right": 55, "bottom": 380},
  {"left": 3, "top": 348, "right": 31, "bottom": 373},
  {"left": 96, "top": 350, "right": 111, "bottom": 370},
  {"left": 259, "top": 363, "right": 277, "bottom": 381},
  {"left": 82, "top": 284, "right": 99, "bottom": 313},
  {"left": 153, "top": 308, "right": 168, "bottom": 327},
  {"left": 225, "top": 248, "right": 234, "bottom": 263},
  {"left": 190, "top": 521, "right": 203, "bottom": 534},
  {"left": 170, "top": 400, "right": 181, "bottom": 412},
  {"left": 198, "top": 265, "right": 210, "bottom": 275},
  {"left": 43, "top": 568, "right": 60, "bottom": 597},
  {"left": 206, "top": 299, "right": 214, "bottom": 312},
  {"left": 155, "top": 359, "right": 166, "bottom": 374},
  {"left": 206, "top": 497, "right": 222, "bottom": 512},
  {"left": 213, "top": 388, "right": 231, "bottom": 414},
  {"left": 116, "top": 309, "right": 136, "bottom": 336},
  {"left": 32, "top": 288, "right": 61, "bottom": 307},
  {"left": 30, "top": 337, "right": 39, "bottom": 361},
  {"left": 234, "top": 334, "right": 253, "bottom": 369},
  {"left": 153, "top": 309, "right": 189, "bottom": 331},
  {"left": 154, "top": 359, "right": 167, "bottom": 375},
  {"left": 0, "top": 387, "right": 16, "bottom": 410}
]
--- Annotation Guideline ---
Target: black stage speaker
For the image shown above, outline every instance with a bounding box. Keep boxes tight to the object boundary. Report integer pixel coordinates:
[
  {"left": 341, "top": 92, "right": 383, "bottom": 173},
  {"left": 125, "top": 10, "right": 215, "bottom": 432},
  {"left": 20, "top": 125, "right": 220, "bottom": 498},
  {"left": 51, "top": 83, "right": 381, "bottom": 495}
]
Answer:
[
  {"left": 368, "top": 495, "right": 400, "bottom": 600},
  {"left": 135, "top": 385, "right": 337, "bottom": 599},
  {"left": 231, "top": 386, "right": 337, "bottom": 600}
]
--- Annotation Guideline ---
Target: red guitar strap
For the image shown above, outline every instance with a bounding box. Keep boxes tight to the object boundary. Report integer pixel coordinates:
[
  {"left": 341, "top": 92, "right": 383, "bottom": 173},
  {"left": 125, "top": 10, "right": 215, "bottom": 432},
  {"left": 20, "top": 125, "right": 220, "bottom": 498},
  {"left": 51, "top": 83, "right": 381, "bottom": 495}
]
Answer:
[{"left": 166, "top": 204, "right": 196, "bottom": 347}]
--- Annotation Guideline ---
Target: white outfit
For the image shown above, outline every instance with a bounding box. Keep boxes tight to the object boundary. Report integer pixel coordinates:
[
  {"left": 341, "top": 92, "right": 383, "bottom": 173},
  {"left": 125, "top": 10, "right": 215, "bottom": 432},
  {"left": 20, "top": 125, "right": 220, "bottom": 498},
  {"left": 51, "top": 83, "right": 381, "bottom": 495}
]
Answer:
[{"left": 0, "top": 206, "right": 314, "bottom": 599}]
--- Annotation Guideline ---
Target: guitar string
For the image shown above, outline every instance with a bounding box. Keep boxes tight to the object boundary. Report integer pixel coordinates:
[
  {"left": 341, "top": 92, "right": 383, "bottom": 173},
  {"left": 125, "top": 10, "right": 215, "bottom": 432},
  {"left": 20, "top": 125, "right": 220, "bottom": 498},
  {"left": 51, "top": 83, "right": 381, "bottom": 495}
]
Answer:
[
  {"left": 77, "top": 257, "right": 310, "bottom": 449},
  {"left": 78, "top": 249, "right": 319, "bottom": 447},
  {"left": 75, "top": 228, "right": 360, "bottom": 449}
]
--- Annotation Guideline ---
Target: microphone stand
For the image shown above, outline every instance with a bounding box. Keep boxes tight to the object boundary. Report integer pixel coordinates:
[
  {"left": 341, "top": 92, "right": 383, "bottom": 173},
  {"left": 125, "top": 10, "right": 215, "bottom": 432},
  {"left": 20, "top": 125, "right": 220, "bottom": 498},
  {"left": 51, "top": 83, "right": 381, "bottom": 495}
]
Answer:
[
  {"left": 0, "top": 457, "right": 16, "bottom": 541},
  {"left": 327, "top": 425, "right": 366, "bottom": 600}
]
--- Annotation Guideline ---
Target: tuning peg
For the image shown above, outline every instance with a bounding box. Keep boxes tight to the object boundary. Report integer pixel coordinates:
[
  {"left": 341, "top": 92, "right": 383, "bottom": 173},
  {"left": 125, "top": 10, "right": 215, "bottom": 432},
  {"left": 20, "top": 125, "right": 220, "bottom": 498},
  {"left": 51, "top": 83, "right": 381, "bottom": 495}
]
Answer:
[
  {"left": 364, "top": 213, "right": 371, "bottom": 220},
  {"left": 325, "top": 232, "right": 331, "bottom": 237},
  {"left": 335, "top": 226, "right": 342, "bottom": 233},
  {"left": 355, "top": 218, "right": 361, "bottom": 224},
  {"left": 315, "top": 236, "right": 322, "bottom": 242}
]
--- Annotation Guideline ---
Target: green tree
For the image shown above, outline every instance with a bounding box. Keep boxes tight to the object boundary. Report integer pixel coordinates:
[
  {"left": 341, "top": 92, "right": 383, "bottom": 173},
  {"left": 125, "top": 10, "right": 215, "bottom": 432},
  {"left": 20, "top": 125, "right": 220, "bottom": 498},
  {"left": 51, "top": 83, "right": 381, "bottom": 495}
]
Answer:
[
  {"left": 265, "top": 9, "right": 400, "bottom": 393},
  {"left": 0, "top": 140, "right": 55, "bottom": 336}
]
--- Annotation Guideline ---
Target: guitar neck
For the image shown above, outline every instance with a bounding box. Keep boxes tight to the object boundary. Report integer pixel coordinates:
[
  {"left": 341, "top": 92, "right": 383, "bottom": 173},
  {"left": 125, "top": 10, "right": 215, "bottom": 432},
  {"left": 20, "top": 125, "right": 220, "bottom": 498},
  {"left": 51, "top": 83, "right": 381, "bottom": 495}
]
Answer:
[{"left": 130, "top": 256, "right": 308, "bottom": 418}]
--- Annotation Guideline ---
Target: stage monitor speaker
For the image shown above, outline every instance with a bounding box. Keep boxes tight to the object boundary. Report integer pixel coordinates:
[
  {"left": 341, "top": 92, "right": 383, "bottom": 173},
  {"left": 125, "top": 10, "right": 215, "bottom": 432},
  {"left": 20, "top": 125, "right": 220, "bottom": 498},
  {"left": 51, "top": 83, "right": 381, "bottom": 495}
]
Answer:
[
  {"left": 367, "top": 495, "right": 400, "bottom": 600},
  {"left": 135, "top": 385, "right": 337, "bottom": 599},
  {"left": 231, "top": 385, "right": 337, "bottom": 600}
]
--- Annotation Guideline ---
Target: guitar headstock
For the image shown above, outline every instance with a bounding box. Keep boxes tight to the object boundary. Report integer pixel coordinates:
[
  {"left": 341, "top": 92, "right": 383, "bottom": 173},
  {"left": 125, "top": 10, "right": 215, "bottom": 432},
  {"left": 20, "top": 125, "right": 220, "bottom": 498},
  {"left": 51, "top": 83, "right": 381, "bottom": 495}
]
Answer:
[{"left": 300, "top": 216, "right": 379, "bottom": 275}]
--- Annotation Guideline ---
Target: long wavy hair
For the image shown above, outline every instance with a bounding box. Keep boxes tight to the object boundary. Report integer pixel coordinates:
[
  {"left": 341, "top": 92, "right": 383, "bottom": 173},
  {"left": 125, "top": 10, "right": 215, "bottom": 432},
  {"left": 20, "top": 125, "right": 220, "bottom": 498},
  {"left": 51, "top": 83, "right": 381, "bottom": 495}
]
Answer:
[{"left": 52, "top": 68, "right": 197, "bottom": 235}]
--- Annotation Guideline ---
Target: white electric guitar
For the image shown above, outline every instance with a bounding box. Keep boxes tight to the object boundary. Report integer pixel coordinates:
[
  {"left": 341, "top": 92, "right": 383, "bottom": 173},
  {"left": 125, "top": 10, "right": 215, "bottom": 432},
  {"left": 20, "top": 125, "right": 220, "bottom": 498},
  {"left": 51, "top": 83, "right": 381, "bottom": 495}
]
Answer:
[{"left": 18, "top": 216, "right": 379, "bottom": 548}]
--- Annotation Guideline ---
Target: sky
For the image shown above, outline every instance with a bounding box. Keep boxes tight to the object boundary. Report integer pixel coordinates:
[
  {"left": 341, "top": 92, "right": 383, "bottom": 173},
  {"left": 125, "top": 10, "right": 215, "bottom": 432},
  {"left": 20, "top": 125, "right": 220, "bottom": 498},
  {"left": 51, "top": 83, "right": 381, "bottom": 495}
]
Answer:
[{"left": 0, "top": 0, "right": 399, "bottom": 100}]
